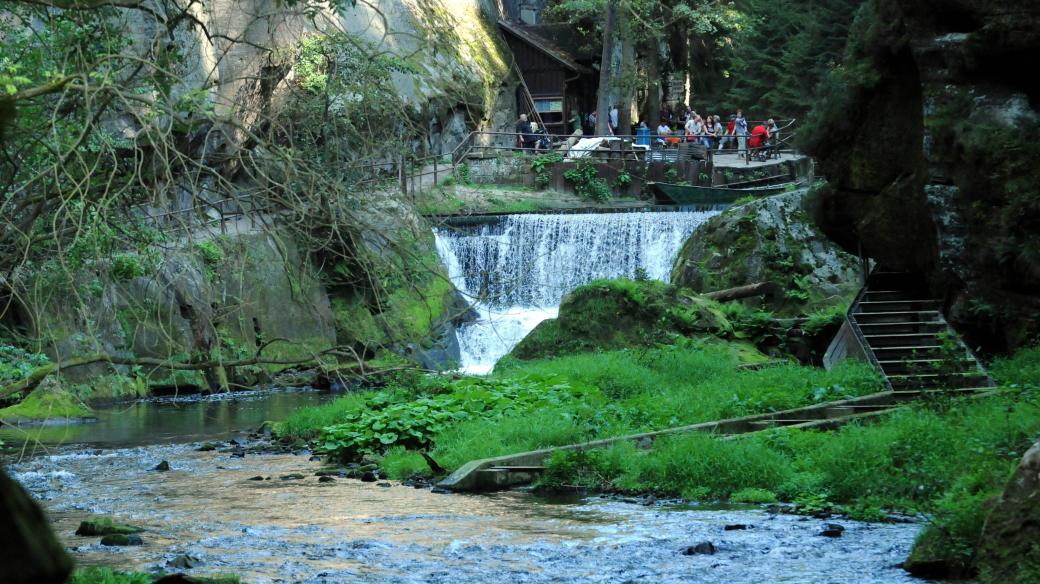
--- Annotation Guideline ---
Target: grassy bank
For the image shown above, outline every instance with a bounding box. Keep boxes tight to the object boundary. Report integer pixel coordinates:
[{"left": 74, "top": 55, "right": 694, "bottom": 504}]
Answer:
[{"left": 276, "top": 339, "right": 883, "bottom": 475}]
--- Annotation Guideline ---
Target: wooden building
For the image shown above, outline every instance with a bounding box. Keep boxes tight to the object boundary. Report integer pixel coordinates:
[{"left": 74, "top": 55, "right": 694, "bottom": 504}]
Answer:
[{"left": 497, "top": 20, "right": 596, "bottom": 137}]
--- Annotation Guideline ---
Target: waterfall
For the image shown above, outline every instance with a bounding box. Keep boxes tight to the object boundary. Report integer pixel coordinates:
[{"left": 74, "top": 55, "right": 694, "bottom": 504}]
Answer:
[{"left": 433, "top": 209, "right": 721, "bottom": 373}]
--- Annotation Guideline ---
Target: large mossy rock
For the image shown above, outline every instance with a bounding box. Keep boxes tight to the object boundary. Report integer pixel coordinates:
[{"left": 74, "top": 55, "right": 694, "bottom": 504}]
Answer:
[
  {"left": 976, "top": 440, "right": 1040, "bottom": 583},
  {"left": 671, "top": 190, "right": 862, "bottom": 316},
  {"left": 0, "top": 469, "right": 72, "bottom": 584},
  {"left": 509, "top": 279, "right": 732, "bottom": 360}
]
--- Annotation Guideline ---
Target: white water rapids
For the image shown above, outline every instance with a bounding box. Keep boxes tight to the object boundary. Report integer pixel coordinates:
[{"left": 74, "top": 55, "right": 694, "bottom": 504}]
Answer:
[{"left": 433, "top": 209, "right": 722, "bottom": 373}]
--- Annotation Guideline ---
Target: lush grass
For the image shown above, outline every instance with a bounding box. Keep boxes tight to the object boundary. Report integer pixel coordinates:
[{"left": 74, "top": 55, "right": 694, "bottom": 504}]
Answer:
[
  {"left": 536, "top": 344, "right": 1040, "bottom": 579},
  {"left": 66, "top": 568, "right": 241, "bottom": 584},
  {"left": 280, "top": 339, "right": 883, "bottom": 478},
  {"left": 67, "top": 568, "right": 152, "bottom": 584},
  {"left": 498, "top": 341, "right": 882, "bottom": 423},
  {"left": 541, "top": 393, "right": 1038, "bottom": 507},
  {"left": 277, "top": 392, "right": 367, "bottom": 439}
]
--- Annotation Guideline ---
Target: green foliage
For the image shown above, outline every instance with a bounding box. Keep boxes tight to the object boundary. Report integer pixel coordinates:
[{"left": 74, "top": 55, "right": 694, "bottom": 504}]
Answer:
[
  {"left": 992, "top": 345, "right": 1040, "bottom": 389},
  {"left": 195, "top": 240, "right": 225, "bottom": 265},
  {"left": 456, "top": 162, "right": 472, "bottom": 185},
  {"left": 532, "top": 152, "right": 563, "bottom": 190},
  {"left": 701, "top": 0, "right": 864, "bottom": 119},
  {"left": 312, "top": 376, "right": 594, "bottom": 461},
  {"left": 0, "top": 345, "right": 49, "bottom": 385},
  {"left": 109, "top": 253, "right": 145, "bottom": 282},
  {"left": 67, "top": 568, "right": 152, "bottom": 584},
  {"left": 730, "top": 486, "right": 779, "bottom": 503},
  {"left": 511, "top": 278, "right": 736, "bottom": 359},
  {"left": 802, "top": 304, "right": 847, "bottom": 337},
  {"left": 614, "top": 170, "right": 633, "bottom": 188},
  {"left": 538, "top": 391, "right": 1039, "bottom": 519},
  {"left": 563, "top": 159, "right": 611, "bottom": 202}
]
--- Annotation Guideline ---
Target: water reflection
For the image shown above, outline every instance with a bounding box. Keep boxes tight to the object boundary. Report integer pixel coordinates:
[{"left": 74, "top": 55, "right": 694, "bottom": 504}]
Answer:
[{"left": 0, "top": 388, "right": 332, "bottom": 451}]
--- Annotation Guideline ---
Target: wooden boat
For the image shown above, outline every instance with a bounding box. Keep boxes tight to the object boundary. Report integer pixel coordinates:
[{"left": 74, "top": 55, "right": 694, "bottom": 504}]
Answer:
[{"left": 649, "top": 181, "right": 794, "bottom": 205}]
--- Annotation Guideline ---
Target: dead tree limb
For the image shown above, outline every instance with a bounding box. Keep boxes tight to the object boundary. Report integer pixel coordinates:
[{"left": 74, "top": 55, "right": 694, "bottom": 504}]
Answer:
[{"left": 704, "top": 282, "right": 783, "bottom": 303}]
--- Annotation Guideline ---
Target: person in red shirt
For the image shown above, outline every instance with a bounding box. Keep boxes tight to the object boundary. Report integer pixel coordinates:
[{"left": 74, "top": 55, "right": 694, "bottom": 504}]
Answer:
[{"left": 748, "top": 123, "right": 770, "bottom": 159}]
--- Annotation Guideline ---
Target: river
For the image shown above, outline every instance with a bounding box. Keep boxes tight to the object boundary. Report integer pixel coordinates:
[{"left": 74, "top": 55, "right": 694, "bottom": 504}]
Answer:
[{"left": 5, "top": 389, "right": 928, "bottom": 583}]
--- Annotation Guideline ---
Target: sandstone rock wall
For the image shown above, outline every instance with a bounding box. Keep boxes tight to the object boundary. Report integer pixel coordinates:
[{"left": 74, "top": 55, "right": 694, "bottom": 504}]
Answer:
[{"left": 802, "top": 0, "right": 1040, "bottom": 349}]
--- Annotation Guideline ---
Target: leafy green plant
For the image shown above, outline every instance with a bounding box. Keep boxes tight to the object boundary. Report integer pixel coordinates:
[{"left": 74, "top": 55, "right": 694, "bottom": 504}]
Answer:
[
  {"left": 314, "top": 376, "right": 591, "bottom": 461},
  {"left": 563, "top": 158, "right": 611, "bottom": 202},
  {"left": 195, "top": 240, "right": 225, "bottom": 265},
  {"left": 615, "top": 170, "right": 633, "bottom": 188},
  {"left": 456, "top": 162, "right": 472, "bottom": 185},
  {"left": 110, "top": 253, "right": 145, "bottom": 281},
  {"left": 0, "top": 344, "right": 50, "bottom": 385}
]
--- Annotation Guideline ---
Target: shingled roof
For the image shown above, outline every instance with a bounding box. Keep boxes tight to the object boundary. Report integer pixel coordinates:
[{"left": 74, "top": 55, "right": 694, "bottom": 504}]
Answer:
[{"left": 497, "top": 20, "right": 594, "bottom": 75}]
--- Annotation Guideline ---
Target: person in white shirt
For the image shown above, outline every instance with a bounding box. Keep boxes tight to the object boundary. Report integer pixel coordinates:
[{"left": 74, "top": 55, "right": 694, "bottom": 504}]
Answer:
[{"left": 656, "top": 122, "right": 671, "bottom": 145}]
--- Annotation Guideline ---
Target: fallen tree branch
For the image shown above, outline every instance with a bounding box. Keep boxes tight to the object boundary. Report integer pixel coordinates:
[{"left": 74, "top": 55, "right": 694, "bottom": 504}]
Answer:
[
  {"left": 0, "top": 346, "right": 404, "bottom": 399},
  {"left": 704, "top": 281, "right": 783, "bottom": 303}
]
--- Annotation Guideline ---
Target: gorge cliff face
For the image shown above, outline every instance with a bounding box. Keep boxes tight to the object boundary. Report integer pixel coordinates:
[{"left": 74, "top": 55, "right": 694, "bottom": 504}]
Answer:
[{"left": 804, "top": 0, "right": 1040, "bottom": 350}]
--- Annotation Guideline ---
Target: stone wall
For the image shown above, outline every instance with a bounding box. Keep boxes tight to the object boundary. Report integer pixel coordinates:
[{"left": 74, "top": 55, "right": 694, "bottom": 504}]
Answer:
[{"left": 802, "top": 0, "right": 1040, "bottom": 350}]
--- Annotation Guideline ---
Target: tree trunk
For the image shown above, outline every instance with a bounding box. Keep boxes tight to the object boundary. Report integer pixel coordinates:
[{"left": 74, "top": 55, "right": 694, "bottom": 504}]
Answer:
[
  {"left": 617, "top": 21, "right": 636, "bottom": 136},
  {"left": 595, "top": 0, "right": 617, "bottom": 136},
  {"left": 646, "top": 39, "right": 662, "bottom": 125},
  {"left": 172, "top": 283, "right": 229, "bottom": 392}
]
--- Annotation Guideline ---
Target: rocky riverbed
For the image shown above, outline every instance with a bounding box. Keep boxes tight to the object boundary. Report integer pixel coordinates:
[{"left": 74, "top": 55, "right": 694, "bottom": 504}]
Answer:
[{"left": 9, "top": 440, "right": 929, "bottom": 583}]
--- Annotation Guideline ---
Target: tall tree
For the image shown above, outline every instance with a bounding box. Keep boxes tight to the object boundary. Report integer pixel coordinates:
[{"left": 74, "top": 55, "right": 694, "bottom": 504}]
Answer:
[{"left": 595, "top": 0, "right": 618, "bottom": 135}]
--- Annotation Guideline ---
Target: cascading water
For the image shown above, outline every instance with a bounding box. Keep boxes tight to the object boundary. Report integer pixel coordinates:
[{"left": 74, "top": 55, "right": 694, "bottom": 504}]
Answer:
[{"left": 433, "top": 208, "right": 721, "bottom": 373}]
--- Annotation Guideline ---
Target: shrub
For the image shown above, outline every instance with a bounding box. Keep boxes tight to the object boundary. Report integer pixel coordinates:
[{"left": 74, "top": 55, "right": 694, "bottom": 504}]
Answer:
[{"left": 195, "top": 240, "right": 225, "bottom": 265}]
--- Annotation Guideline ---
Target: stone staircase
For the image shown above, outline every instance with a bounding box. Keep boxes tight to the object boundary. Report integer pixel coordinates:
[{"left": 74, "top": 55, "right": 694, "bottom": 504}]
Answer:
[{"left": 849, "top": 270, "right": 995, "bottom": 394}]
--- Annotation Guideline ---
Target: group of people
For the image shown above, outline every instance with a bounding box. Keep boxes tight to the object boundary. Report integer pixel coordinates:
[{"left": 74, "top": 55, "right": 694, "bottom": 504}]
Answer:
[
  {"left": 649, "top": 109, "right": 780, "bottom": 158},
  {"left": 516, "top": 106, "right": 782, "bottom": 159}
]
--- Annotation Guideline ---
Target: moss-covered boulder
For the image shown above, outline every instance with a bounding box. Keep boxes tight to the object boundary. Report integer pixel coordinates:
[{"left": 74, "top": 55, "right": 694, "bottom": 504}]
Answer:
[
  {"left": 976, "top": 440, "right": 1040, "bottom": 583},
  {"left": 0, "top": 380, "right": 92, "bottom": 424},
  {"left": 671, "top": 190, "right": 862, "bottom": 316},
  {"left": 75, "top": 518, "right": 144, "bottom": 536},
  {"left": 509, "top": 279, "right": 732, "bottom": 360}
]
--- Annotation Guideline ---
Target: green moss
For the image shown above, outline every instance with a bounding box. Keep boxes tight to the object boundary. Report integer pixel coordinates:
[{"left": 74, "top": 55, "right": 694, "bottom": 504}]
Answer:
[
  {"left": 510, "top": 279, "right": 732, "bottom": 361},
  {"left": 67, "top": 374, "right": 149, "bottom": 403},
  {"left": 331, "top": 296, "right": 385, "bottom": 348},
  {"left": 75, "top": 517, "right": 144, "bottom": 536},
  {"left": 0, "top": 386, "right": 92, "bottom": 421}
]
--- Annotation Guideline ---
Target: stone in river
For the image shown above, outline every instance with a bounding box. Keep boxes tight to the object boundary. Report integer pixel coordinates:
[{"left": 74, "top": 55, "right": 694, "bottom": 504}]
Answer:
[
  {"left": 819, "top": 523, "right": 845, "bottom": 537},
  {"left": 682, "top": 542, "right": 717, "bottom": 555},
  {"left": 75, "top": 519, "right": 143, "bottom": 536},
  {"left": 100, "top": 534, "right": 142, "bottom": 546},
  {"left": 359, "top": 471, "right": 378, "bottom": 482},
  {"left": 318, "top": 476, "right": 336, "bottom": 483},
  {"left": 279, "top": 473, "right": 305, "bottom": 480},
  {"left": 167, "top": 554, "right": 201, "bottom": 569},
  {"left": 724, "top": 524, "right": 752, "bottom": 531},
  {"left": 153, "top": 461, "right": 170, "bottom": 472},
  {"left": 248, "top": 476, "right": 264, "bottom": 481}
]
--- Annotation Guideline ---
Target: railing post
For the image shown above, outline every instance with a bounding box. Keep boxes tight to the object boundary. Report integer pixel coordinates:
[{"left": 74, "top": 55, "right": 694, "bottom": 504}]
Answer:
[
  {"left": 399, "top": 154, "right": 406, "bottom": 196},
  {"left": 434, "top": 143, "right": 440, "bottom": 187}
]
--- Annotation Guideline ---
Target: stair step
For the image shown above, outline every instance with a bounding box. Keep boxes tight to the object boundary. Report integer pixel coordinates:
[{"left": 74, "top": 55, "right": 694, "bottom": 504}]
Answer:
[
  {"left": 863, "top": 291, "right": 922, "bottom": 301},
  {"left": 878, "top": 358, "right": 974, "bottom": 375},
  {"left": 888, "top": 372, "right": 989, "bottom": 389},
  {"left": 892, "top": 387, "right": 991, "bottom": 398},
  {"left": 871, "top": 346, "right": 945, "bottom": 360},
  {"left": 854, "top": 311, "right": 941, "bottom": 324},
  {"left": 858, "top": 322, "right": 946, "bottom": 334},
  {"left": 864, "top": 333, "right": 944, "bottom": 347},
  {"left": 856, "top": 300, "right": 941, "bottom": 313}
]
